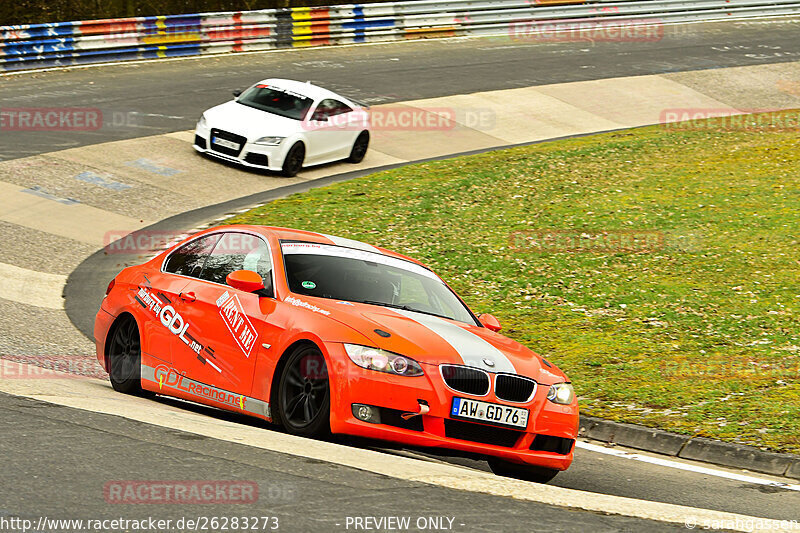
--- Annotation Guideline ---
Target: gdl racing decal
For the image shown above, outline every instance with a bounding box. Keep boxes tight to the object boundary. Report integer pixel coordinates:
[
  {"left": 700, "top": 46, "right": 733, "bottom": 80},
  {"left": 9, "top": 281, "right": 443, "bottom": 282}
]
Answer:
[
  {"left": 135, "top": 287, "right": 204, "bottom": 356},
  {"left": 142, "top": 363, "right": 270, "bottom": 418}
]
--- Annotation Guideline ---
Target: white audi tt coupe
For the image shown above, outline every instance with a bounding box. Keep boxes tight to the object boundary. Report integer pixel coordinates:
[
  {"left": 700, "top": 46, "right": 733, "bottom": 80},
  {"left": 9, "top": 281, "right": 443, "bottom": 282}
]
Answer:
[{"left": 193, "top": 79, "right": 370, "bottom": 177}]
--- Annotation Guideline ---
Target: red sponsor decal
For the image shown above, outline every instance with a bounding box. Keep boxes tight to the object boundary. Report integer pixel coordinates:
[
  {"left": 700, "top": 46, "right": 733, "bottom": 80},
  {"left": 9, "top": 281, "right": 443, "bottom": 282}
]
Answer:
[{"left": 216, "top": 292, "right": 258, "bottom": 357}]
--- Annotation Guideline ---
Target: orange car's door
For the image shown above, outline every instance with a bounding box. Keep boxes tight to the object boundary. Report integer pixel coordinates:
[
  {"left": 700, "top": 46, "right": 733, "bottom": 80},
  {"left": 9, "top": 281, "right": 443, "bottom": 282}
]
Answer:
[
  {"left": 132, "top": 271, "right": 188, "bottom": 366},
  {"left": 140, "top": 233, "right": 221, "bottom": 366},
  {"left": 173, "top": 231, "right": 277, "bottom": 397}
]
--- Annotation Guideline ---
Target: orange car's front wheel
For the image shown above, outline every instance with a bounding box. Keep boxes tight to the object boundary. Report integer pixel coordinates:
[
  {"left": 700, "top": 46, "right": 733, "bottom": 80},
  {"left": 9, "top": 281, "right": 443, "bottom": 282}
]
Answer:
[{"left": 276, "top": 345, "right": 331, "bottom": 438}]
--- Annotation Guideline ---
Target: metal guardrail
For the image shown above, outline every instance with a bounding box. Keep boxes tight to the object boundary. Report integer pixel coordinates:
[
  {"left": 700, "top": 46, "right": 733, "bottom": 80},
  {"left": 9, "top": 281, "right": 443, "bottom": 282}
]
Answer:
[{"left": 1, "top": 0, "right": 799, "bottom": 72}]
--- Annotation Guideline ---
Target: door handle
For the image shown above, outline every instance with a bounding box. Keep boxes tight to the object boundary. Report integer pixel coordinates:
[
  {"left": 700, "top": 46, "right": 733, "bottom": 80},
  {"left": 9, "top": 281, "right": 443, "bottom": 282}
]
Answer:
[{"left": 179, "top": 291, "right": 196, "bottom": 302}]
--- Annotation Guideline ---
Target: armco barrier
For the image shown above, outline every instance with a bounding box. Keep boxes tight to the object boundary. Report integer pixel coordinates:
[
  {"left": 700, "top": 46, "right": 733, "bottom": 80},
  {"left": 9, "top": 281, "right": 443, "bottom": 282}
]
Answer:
[{"left": 2, "top": 0, "right": 800, "bottom": 72}]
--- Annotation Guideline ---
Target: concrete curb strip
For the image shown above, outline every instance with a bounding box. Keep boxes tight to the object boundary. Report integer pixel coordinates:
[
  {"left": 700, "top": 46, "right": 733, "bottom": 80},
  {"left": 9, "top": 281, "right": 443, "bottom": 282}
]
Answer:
[
  {"left": 680, "top": 438, "right": 797, "bottom": 477},
  {"left": 580, "top": 415, "right": 800, "bottom": 480}
]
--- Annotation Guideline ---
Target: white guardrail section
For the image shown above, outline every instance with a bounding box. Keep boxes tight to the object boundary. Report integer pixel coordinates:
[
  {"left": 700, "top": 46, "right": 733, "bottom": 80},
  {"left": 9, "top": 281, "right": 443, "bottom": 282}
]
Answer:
[{"left": 2, "top": 0, "right": 800, "bottom": 71}]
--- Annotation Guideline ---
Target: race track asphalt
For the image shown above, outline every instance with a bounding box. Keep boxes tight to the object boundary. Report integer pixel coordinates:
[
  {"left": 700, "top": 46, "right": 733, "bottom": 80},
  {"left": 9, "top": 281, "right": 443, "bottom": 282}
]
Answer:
[
  {"left": 1, "top": 17, "right": 800, "bottom": 532},
  {"left": 3, "top": 17, "right": 800, "bottom": 161}
]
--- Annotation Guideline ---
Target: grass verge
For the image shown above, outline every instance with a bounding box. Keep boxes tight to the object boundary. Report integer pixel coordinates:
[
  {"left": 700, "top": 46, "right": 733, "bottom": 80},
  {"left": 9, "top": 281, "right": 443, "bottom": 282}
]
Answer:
[{"left": 230, "top": 111, "right": 800, "bottom": 453}]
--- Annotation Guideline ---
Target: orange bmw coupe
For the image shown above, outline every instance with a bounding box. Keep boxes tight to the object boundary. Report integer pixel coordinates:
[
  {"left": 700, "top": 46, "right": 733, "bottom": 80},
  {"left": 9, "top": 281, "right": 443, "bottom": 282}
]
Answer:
[{"left": 95, "top": 225, "right": 578, "bottom": 482}]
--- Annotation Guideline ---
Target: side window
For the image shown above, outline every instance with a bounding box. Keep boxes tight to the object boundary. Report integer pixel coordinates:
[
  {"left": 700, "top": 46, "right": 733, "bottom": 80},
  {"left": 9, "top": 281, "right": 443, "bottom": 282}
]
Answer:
[
  {"left": 200, "top": 232, "right": 273, "bottom": 288},
  {"left": 163, "top": 234, "right": 220, "bottom": 277},
  {"left": 312, "top": 99, "right": 352, "bottom": 120},
  {"left": 328, "top": 99, "right": 352, "bottom": 117}
]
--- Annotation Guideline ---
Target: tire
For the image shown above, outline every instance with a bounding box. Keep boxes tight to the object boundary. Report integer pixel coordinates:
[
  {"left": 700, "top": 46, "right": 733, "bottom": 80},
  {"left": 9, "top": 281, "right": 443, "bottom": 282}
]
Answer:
[
  {"left": 275, "top": 345, "right": 331, "bottom": 438},
  {"left": 281, "top": 142, "right": 305, "bottom": 177},
  {"left": 347, "top": 131, "right": 370, "bottom": 163},
  {"left": 487, "top": 458, "right": 560, "bottom": 484},
  {"left": 108, "top": 316, "right": 144, "bottom": 395}
]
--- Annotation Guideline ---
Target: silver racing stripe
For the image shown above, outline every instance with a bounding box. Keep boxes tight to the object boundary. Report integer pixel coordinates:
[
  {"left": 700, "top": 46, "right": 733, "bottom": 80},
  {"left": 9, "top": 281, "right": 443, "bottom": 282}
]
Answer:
[{"left": 395, "top": 310, "right": 516, "bottom": 374}]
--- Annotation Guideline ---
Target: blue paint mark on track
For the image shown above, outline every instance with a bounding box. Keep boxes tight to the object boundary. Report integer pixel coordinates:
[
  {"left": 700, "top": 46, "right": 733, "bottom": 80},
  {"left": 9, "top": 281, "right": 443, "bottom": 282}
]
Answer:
[
  {"left": 22, "top": 186, "right": 80, "bottom": 205},
  {"left": 74, "top": 171, "right": 132, "bottom": 191}
]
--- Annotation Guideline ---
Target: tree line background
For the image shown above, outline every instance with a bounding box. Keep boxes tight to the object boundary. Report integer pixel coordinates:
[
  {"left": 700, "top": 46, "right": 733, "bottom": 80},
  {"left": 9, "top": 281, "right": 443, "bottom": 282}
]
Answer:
[{"left": 2, "top": 0, "right": 393, "bottom": 25}]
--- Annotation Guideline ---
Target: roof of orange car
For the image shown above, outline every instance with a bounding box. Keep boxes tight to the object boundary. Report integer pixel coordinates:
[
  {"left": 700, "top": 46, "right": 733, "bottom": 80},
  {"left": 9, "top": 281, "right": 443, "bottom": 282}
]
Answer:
[{"left": 223, "top": 225, "right": 427, "bottom": 267}]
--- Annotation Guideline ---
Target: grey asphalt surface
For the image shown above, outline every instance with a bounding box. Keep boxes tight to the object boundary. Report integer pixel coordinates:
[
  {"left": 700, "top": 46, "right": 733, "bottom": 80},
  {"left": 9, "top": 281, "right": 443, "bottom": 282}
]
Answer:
[
  {"left": 0, "top": 391, "right": 683, "bottom": 533},
  {"left": 3, "top": 18, "right": 800, "bottom": 161},
  {"left": 3, "top": 16, "right": 800, "bottom": 531}
]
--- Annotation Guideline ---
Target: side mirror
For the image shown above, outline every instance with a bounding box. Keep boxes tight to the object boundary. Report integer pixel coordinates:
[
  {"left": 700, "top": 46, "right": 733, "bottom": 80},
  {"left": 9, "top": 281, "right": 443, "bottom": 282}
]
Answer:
[
  {"left": 226, "top": 270, "right": 264, "bottom": 293},
  {"left": 232, "top": 89, "right": 242, "bottom": 98},
  {"left": 478, "top": 313, "right": 502, "bottom": 332}
]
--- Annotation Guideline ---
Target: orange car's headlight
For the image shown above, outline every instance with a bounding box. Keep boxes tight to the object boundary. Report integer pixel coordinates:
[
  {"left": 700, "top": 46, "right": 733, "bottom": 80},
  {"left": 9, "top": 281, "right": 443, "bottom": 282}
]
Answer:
[
  {"left": 547, "top": 382, "right": 575, "bottom": 405},
  {"left": 344, "top": 344, "right": 424, "bottom": 377}
]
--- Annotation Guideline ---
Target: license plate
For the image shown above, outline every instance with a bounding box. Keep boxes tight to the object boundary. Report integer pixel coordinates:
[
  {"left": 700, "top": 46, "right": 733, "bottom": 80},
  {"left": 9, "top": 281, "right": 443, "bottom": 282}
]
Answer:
[
  {"left": 451, "top": 397, "right": 529, "bottom": 429},
  {"left": 211, "top": 136, "right": 240, "bottom": 150}
]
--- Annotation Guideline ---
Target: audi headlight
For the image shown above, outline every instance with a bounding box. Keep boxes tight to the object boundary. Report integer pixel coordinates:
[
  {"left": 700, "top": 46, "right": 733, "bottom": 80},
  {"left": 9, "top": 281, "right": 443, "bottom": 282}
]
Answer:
[
  {"left": 197, "top": 114, "right": 207, "bottom": 129},
  {"left": 344, "top": 344, "right": 424, "bottom": 377},
  {"left": 254, "top": 136, "right": 285, "bottom": 146},
  {"left": 547, "top": 382, "right": 575, "bottom": 405}
]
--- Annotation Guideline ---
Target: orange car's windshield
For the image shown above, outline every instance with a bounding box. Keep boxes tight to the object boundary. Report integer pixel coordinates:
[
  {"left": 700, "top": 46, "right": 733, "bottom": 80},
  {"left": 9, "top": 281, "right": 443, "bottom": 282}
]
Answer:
[{"left": 280, "top": 241, "right": 478, "bottom": 325}]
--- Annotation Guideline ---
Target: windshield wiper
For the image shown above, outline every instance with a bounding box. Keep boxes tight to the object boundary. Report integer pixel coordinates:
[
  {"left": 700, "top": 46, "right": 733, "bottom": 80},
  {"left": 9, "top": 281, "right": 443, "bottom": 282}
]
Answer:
[{"left": 356, "top": 300, "right": 453, "bottom": 321}]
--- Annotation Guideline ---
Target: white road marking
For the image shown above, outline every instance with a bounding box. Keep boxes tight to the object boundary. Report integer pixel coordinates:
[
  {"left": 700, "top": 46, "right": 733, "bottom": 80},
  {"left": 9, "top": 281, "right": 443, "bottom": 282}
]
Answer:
[
  {"left": 0, "top": 262, "right": 66, "bottom": 309},
  {"left": 577, "top": 440, "right": 800, "bottom": 492},
  {"left": 129, "top": 112, "right": 185, "bottom": 120}
]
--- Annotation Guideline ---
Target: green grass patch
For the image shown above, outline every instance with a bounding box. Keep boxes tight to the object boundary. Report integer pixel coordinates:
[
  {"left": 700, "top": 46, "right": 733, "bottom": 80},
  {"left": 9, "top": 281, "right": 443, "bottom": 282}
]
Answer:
[{"left": 230, "top": 111, "right": 800, "bottom": 453}]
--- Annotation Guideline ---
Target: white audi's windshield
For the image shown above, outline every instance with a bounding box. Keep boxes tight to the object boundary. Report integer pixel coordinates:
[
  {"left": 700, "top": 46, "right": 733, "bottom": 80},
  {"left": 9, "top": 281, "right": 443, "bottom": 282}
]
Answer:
[{"left": 237, "top": 84, "right": 313, "bottom": 120}]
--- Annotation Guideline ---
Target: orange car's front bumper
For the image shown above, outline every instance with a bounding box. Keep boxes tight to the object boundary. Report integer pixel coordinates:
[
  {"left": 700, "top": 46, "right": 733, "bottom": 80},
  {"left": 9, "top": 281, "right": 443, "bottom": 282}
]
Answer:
[{"left": 324, "top": 343, "right": 578, "bottom": 470}]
